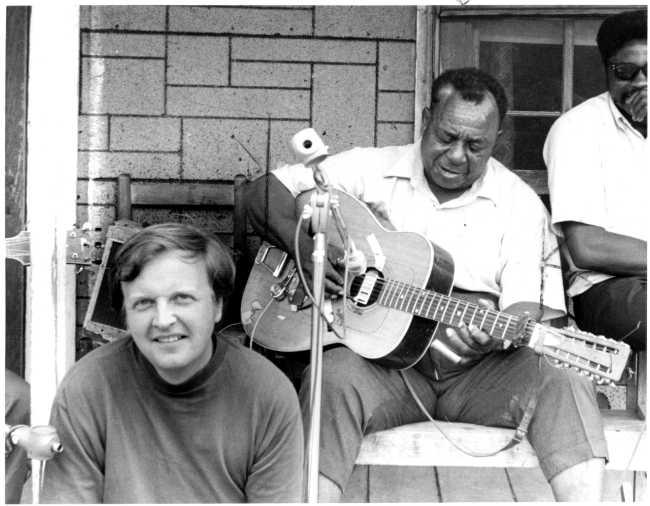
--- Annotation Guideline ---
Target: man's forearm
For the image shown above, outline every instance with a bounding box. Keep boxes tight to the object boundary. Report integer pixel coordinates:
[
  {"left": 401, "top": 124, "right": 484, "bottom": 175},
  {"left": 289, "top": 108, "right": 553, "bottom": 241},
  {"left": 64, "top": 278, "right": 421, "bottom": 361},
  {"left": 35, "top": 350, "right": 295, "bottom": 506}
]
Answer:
[
  {"left": 563, "top": 221, "right": 647, "bottom": 276},
  {"left": 244, "top": 174, "right": 312, "bottom": 259}
]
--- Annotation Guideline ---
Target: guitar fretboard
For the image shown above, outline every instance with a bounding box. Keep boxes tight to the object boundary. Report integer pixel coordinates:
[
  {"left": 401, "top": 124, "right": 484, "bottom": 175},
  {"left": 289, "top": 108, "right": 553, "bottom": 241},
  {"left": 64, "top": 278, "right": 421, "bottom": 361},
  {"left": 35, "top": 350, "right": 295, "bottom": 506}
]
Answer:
[{"left": 377, "top": 278, "right": 532, "bottom": 343}]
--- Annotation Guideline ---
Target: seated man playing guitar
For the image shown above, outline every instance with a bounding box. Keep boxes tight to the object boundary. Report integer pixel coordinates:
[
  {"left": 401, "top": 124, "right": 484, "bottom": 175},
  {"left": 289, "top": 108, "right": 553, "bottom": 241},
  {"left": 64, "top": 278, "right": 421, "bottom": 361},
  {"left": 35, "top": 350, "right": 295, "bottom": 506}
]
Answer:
[{"left": 245, "top": 68, "right": 611, "bottom": 501}]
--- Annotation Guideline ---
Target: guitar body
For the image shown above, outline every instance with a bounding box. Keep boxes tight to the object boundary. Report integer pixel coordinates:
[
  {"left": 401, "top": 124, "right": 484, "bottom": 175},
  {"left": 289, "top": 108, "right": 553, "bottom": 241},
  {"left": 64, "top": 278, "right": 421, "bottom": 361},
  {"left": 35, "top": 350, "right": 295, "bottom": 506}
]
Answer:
[{"left": 241, "top": 189, "right": 454, "bottom": 369}]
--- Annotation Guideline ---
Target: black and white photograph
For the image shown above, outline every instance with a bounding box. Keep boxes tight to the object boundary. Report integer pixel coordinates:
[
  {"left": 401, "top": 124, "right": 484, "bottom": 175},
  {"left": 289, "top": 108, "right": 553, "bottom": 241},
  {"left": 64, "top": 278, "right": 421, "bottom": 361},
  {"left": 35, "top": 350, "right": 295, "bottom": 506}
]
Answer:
[{"left": 3, "top": 1, "right": 647, "bottom": 502}]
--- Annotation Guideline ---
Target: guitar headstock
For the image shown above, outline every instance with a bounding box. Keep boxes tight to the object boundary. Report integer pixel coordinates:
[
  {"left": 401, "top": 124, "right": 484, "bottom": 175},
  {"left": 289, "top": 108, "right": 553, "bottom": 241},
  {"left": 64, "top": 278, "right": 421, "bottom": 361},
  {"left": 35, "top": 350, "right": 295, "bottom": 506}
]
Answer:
[
  {"left": 532, "top": 325, "right": 631, "bottom": 384},
  {"left": 5, "top": 227, "right": 104, "bottom": 267}
]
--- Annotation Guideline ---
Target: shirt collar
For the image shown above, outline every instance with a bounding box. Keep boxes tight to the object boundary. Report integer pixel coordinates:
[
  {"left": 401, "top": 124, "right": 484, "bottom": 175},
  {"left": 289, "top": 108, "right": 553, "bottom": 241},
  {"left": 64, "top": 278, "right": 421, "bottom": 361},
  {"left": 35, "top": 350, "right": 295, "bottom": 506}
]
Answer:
[{"left": 385, "top": 139, "right": 499, "bottom": 207}]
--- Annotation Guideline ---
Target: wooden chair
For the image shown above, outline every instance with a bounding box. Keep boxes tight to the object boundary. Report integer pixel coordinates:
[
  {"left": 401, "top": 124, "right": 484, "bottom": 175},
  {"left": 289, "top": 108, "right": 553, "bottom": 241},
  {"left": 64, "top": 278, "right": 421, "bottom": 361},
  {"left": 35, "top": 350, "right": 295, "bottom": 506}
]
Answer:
[{"left": 115, "top": 172, "right": 250, "bottom": 324}]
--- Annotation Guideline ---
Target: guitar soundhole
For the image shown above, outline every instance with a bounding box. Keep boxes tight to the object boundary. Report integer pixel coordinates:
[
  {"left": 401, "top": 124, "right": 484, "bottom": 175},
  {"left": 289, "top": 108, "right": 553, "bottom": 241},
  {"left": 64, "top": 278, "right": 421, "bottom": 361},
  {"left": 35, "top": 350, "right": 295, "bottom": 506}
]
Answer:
[{"left": 349, "top": 269, "right": 384, "bottom": 308}]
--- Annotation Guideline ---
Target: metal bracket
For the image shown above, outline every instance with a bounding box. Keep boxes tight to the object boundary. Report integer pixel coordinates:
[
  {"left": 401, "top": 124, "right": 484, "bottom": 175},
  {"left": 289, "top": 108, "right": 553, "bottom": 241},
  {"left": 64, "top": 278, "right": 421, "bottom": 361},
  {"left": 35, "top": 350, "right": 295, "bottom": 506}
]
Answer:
[{"left": 255, "top": 242, "right": 289, "bottom": 278}]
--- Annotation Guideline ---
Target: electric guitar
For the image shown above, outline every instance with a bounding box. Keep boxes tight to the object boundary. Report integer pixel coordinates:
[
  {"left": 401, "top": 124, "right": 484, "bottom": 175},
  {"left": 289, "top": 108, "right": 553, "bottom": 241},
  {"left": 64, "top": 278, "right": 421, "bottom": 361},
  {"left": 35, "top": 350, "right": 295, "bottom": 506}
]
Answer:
[{"left": 241, "top": 189, "right": 631, "bottom": 384}]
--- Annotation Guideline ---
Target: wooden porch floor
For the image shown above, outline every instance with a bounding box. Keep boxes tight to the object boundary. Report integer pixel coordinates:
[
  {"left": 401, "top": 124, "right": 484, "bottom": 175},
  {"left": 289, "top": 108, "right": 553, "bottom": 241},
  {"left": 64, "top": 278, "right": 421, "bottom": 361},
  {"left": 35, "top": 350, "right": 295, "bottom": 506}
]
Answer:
[{"left": 343, "top": 466, "right": 647, "bottom": 502}]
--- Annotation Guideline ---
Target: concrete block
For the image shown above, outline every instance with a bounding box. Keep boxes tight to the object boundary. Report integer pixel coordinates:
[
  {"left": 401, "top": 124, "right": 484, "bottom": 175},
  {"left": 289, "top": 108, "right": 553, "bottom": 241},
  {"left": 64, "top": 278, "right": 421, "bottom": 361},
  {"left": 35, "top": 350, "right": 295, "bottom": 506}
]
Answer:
[
  {"left": 167, "top": 36, "right": 229, "bottom": 86},
  {"left": 377, "top": 123, "right": 414, "bottom": 147},
  {"left": 81, "top": 58, "right": 165, "bottom": 115},
  {"left": 314, "top": 6, "right": 416, "bottom": 40},
  {"left": 270, "top": 120, "right": 311, "bottom": 170},
  {"left": 167, "top": 87, "right": 309, "bottom": 119},
  {"left": 78, "top": 152, "right": 180, "bottom": 179},
  {"left": 79, "top": 5, "right": 166, "bottom": 31},
  {"left": 312, "top": 64, "right": 376, "bottom": 153},
  {"left": 110, "top": 117, "right": 181, "bottom": 152},
  {"left": 76, "top": 204, "right": 116, "bottom": 234},
  {"left": 78, "top": 115, "right": 108, "bottom": 150},
  {"left": 77, "top": 179, "right": 116, "bottom": 205},
  {"left": 232, "top": 38, "right": 375, "bottom": 64},
  {"left": 183, "top": 118, "right": 268, "bottom": 180},
  {"left": 232, "top": 62, "right": 310, "bottom": 88},
  {"left": 378, "top": 91, "right": 414, "bottom": 122},
  {"left": 132, "top": 208, "right": 233, "bottom": 235},
  {"left": 81, "top": 33, "right": 165, "bottom": 58},
  {"left": 379, "top": 42, "right": 415, "bottom": 91},
  {"left": 169, "top": 6, "right": 312, "bottom": 36}
]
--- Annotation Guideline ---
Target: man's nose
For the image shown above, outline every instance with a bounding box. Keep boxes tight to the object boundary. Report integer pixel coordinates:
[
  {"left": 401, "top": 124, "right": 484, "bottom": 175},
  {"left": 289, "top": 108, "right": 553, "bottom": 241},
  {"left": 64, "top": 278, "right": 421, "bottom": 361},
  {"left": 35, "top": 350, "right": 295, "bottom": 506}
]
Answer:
[
  {"left": 447, "top": 141, "right": 466, "bottom": 164},
  {"left": 152, "top": 300, "right": 177, "bottom": 328}
]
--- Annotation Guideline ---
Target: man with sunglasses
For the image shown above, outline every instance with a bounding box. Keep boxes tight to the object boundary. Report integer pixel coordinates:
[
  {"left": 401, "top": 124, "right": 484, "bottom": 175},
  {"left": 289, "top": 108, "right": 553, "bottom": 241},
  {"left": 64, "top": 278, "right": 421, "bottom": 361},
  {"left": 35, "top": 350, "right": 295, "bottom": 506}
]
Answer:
[{"left": 544, "top": 9, "right": 647, "bottom": 352}]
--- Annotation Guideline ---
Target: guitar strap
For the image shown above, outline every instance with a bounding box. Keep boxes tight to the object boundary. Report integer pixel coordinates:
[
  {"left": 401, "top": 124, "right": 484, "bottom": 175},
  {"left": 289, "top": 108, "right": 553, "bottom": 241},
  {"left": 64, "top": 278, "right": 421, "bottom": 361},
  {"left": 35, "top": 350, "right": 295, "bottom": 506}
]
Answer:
[{"left": 400, "top": 370, "right": 539, "bottom": 458}]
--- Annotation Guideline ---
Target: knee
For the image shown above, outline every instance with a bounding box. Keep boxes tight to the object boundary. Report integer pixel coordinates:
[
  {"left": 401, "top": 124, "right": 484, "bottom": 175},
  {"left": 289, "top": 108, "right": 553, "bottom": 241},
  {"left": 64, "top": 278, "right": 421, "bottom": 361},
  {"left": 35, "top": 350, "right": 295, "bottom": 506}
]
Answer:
[
  {"left": 300, "top": 347, "right": 365, "bottom": 397},
  {"left": 538, "top": 364, "right": 596, "bottom": 402}
]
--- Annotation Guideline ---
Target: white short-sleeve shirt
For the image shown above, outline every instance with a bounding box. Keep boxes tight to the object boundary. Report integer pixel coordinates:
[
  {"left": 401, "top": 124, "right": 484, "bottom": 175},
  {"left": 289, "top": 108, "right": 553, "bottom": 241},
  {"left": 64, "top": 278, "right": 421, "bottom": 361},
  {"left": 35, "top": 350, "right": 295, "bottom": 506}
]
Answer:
[
  {"left": 544, "top": 92, "right": 648, "bottom": 296},
  {"left": 274, "top": 141, "right": 566, "bottom": 317}
]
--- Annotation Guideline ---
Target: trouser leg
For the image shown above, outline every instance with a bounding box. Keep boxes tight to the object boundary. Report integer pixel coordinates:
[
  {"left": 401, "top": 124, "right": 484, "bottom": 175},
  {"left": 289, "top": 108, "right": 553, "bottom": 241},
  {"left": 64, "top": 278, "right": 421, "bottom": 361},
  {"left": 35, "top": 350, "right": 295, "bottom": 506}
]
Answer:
[
  {"left": 573, "top": 275, "right": 647, "bottom": 351},
  {"left": 434, "top": 347, "right": 608, "bottom": 480},
  {"left": 298, "top": 347, "right": 437, "bottom": 491}
]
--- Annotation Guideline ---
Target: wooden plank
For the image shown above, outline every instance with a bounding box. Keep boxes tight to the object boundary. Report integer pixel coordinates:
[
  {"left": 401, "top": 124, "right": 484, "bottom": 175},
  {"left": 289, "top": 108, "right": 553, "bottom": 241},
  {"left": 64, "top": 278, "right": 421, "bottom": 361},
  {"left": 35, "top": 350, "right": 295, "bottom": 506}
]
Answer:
[
  {"left": 117, "top": 173, "right": 133, "bottom": 220},
  {"left": 130, "top": 180, "right": 234, "bottom": 207},
  {"left": 356, "top": 410, "right": 646, "bottom": 471},
  {"left": 413, "top": 6, "right": 434, "bottom": 138},
  {"left": 506, "top": 467, "right": 554, "bottom": 501},
  {"left": 26, "top": 4, "right": 80, "bottom": 501},
  {"left": 440, "top": 7, "right": 638, "bottom": 17},
  {"left": 343, "top": 465, "right": 369, "bottom": 502},
  {"left": 4, "top": 6, "right": 30, "bottom": 376},
  {"left": 636, "top": 351, "right": 646, "bottom": 418},
  {"left": 437, "top": 467, "right": 512, "bottom": 502},
  {"left": 368, "top": 466, "right": 438, "bottom": 502}
]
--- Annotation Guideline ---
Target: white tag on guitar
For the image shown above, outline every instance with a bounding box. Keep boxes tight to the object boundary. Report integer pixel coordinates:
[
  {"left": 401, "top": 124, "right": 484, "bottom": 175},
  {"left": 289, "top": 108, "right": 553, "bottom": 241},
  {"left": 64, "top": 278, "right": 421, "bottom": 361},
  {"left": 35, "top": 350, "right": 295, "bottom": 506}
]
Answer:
[{"left": 365, "top": 233, "right": 385, "bottom": 270}]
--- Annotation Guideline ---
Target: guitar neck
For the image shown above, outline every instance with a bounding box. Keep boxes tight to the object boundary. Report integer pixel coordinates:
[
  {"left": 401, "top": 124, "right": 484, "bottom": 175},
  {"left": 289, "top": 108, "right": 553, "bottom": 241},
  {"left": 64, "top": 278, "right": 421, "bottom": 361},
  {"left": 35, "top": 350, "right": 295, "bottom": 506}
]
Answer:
[{"left": 377, "top": 278, "right": 533, "bottom": 343}]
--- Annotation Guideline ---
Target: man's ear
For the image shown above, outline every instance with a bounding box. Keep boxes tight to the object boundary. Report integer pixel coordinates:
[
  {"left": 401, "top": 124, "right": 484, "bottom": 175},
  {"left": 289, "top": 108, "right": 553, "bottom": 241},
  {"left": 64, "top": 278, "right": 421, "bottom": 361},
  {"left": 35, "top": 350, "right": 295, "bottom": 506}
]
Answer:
[
  {"left": 421, "top": 107, "right": 432, "bottom": 135},
  {"left": 213, "top": 296, "right": 224, "bottom": 324}
]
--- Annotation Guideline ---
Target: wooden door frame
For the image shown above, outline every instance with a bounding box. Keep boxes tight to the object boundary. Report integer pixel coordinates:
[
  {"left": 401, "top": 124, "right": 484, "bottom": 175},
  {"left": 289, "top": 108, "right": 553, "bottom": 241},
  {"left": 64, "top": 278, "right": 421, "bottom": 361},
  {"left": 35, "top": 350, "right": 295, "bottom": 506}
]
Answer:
[{"left": 5, "top": 6, "right": 31, "bottom": 376}]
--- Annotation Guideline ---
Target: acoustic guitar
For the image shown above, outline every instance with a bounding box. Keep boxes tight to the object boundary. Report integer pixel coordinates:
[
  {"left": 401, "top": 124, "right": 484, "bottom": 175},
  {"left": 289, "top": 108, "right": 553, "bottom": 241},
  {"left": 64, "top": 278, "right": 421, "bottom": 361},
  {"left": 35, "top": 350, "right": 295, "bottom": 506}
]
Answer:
[{"left": 241, "top": 189, "right": 631, "bottom": 384}]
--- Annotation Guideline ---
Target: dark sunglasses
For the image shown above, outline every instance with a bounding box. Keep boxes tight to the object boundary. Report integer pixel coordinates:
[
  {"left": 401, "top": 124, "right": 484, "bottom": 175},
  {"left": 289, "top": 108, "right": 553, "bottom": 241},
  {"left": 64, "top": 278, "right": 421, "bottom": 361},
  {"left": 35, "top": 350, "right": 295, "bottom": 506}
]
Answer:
[{"left": 606, "top": 62, "right": 647, "bottom": 81}]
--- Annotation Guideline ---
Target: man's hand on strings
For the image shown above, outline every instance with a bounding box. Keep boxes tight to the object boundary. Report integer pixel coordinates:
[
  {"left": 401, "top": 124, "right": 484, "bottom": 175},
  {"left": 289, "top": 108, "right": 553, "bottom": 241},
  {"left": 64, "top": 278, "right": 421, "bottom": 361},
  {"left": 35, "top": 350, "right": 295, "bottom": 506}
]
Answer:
[{"left": 435, "top": 297, "right": 502, "bottom": 367}]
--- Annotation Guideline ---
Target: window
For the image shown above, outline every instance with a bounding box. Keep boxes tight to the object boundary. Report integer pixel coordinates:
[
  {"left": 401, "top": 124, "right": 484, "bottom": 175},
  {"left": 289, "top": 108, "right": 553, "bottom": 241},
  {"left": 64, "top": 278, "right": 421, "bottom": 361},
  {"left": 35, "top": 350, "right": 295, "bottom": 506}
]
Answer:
[{"left": 436, "top": 7, "right": 636, "bottom": 194}]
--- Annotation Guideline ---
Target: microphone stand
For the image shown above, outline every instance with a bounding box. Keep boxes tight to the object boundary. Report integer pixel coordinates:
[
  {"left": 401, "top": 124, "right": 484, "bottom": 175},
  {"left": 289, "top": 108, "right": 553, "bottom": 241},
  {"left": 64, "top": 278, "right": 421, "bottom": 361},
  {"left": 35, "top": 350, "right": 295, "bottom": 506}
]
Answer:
[{"left": 290, "top": 128, "right": 342, "bottom": 503}]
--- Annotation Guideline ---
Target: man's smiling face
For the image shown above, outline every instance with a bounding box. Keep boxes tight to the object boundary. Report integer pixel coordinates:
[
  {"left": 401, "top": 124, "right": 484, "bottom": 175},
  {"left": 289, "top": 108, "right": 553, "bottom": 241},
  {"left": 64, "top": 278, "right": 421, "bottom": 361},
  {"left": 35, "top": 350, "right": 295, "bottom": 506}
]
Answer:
[{"left": 122, "top": 249, "right": 222, "bottom": 385}]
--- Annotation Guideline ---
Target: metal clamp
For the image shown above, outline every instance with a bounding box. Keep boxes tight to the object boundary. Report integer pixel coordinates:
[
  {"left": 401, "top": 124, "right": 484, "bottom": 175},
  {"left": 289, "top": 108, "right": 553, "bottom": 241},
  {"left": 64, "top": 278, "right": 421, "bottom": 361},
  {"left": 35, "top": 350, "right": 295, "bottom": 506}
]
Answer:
[{"left": 255, "top": 242, "right": 289, "bottom": 278}]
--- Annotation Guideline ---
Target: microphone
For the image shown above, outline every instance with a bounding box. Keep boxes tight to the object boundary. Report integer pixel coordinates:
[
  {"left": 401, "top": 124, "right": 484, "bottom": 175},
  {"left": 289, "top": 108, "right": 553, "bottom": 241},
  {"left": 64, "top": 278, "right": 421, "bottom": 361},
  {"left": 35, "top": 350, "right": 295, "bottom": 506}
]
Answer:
[{"left": 290, "top": 128, "right": 330, "bottom": 190}]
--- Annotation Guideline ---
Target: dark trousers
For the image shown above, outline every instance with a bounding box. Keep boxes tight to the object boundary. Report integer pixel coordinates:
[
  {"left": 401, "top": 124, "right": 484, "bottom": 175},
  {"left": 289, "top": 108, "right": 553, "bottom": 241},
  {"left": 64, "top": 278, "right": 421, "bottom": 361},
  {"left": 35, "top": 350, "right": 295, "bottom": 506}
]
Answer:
[{"left": 573, "top": 276, "right": 647, "bottom": 351}]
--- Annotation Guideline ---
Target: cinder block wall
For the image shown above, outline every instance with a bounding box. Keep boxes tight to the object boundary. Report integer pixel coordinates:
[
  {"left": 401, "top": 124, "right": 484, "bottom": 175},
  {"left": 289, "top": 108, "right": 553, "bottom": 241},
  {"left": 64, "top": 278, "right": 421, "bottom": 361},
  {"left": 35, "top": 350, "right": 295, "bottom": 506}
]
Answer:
[{"left": 76, "top": 5, "right": 417, "bottom": 351}]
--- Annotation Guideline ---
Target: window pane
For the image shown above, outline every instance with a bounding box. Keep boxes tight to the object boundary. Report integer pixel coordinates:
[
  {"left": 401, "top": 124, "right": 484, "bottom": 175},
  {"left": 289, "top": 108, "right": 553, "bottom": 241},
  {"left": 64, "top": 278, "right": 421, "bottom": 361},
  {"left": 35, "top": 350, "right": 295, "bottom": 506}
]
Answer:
[
  {"left": 492, "top": 115, "right": 556, "bottom": 171},
  {"left": 573, "top": 46, "right": 607, "bottom": 106},
  {"left": 480, "top": 42, "right": 563, "bottom": 111}
]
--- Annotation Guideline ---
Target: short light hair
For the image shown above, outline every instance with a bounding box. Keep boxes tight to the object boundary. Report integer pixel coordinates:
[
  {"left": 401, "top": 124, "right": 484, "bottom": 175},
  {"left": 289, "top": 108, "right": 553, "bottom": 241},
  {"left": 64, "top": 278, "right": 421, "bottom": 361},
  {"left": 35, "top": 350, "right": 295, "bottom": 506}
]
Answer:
[{"left": 111, "top": 223, "right": 236, "bottom": 310}]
